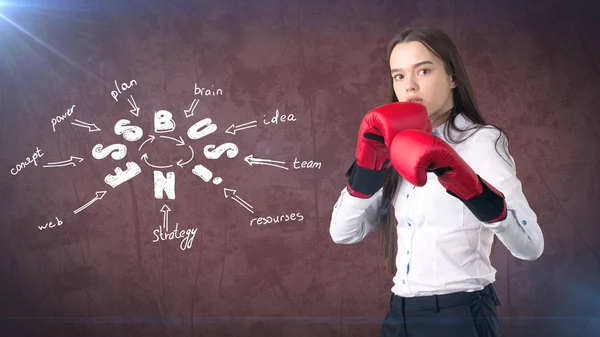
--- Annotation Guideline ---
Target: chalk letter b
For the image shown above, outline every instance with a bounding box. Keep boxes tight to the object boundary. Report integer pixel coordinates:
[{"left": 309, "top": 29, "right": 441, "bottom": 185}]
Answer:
[{"left": 154, "top": 110, "right": 176, "bottom": 133}]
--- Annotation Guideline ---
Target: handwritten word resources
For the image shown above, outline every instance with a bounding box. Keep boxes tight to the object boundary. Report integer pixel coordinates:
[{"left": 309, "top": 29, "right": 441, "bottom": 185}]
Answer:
[{"left": 250, "top": 212, "right": 304, "bottom": 227}]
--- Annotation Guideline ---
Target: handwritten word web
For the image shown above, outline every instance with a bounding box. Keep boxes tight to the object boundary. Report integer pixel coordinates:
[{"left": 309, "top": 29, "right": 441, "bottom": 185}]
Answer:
[{"left": 11, "top": 79, "right": 318, "bottom": 251}]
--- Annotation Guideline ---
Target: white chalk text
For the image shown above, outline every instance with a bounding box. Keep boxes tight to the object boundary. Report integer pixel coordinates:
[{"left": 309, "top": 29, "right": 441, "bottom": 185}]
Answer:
[
  {"left": 51, "top": 105, "right": 76, "bottom": 132},
  {"left": 11, "top": 147, "right": 44, "bottom": 176},
  {"left": 250, "top": 212, "right": 305, "bottom": 226}
]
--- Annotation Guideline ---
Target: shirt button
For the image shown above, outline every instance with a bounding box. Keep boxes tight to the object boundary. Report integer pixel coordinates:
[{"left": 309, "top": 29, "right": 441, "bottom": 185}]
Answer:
[
  {"left": 402, "top": 279, "right": 406, "bottom": 284},
  {"left": 522, "top": 220, "right": 528, "bottom": 225},
  {"left": 407, "top": 222, "right": 412, "bottom": 227},
  {"left": 406, "top": 194, "right": 409, "bottom": 198},
  {"left": 406, "top": 250, "right": 410, "bottom": 255},
  {"left": 432, "top": 130, "right": 438, "bottom": 136}
]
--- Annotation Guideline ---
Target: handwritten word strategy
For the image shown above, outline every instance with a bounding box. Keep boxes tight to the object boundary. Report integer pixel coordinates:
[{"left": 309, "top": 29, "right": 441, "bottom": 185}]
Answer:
[{"left": 152, "top": 222, "right": 197, "bottom": 251}]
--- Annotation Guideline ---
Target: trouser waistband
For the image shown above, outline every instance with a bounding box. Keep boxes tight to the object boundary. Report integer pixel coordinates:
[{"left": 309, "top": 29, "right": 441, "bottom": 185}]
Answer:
[{"left": 390, "top": 284, "right": 499, "bottom": 313}]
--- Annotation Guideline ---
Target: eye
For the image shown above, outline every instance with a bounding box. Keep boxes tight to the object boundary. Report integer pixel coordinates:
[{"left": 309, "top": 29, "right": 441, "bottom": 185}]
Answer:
[
  {"left": 392, "top": 74, "right": 403, "bottom": 80},
  {"left": 418, "top": 68, "right": 431, "bottom": 75}
]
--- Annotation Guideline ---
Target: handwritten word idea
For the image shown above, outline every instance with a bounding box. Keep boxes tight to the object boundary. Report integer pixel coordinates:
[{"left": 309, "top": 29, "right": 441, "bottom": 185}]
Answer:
[
  {"left": 152, "top": 223, "right": 198, "bottom": 251},
  {"left": 293, "top": 157, "right": 321, "bottom": 169},
  {"left": 250, "top": 212, "right": 305, "bottom": 226},
  {"left": 263, "top": 109, "right": 297, "bottom": 125},
  {"left": 38, "top": 216, "right": 62, "bottom": 231},
  {"left": 51, "top": 104, "right": 76, "bottom": 132},
  {"left": 11, "top": 147, "right": 44, "bottom": 176},
  {"left": 111, "top": 79, "right": 138, "bottom": 102},
  {"left": 194, "top": 83, "right": 223, "bottom": 96}
]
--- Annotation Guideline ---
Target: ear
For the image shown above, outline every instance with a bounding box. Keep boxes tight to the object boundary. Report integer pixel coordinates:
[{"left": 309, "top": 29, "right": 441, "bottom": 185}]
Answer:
[{"left": 449, "top": 75, "right": 457, "bottom": 89}]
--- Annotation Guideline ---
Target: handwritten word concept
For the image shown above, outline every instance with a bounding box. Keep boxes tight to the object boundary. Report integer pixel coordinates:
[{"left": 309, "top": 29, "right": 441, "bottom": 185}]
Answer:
[
  {"left": 51, "top": 104, "right": 75, "bottom": 132},
  {"left": 293, "top": 158, "right": 321, "bottom": 169},
  {"left": 111, "top": 79, "right": 138, "bottom": 102},
  {"left": 152, "top": 223, "right": 198, "bottom": 251},
  {"left": 11, "top": 147, "right": 44, "bottom": 176},
  {"left": 194, "top": 83, "right": 223, "bottom": 96},
  {"left": 263, "top": 109, "right": 297, "bottom": 125},
  {"left": 38, "top": 216, "right": 62, "bottom": 231},
  {"left": 250, "top": 212, "right": 305, "bottom": 226}
]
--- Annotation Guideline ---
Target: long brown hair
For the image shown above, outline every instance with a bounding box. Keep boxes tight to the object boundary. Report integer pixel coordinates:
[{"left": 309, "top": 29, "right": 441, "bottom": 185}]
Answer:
[{"left": 378, "top": 27, "right": 512, "bottom": 274}]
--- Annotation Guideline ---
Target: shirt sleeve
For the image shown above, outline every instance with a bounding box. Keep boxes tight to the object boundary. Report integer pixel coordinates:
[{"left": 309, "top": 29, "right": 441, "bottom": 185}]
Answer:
[
  {"left": 329, "top": 187, "right": 383, "bottom": 244},
  {"left": 465, "top": 127, "right": 545, "bottom": 261}
]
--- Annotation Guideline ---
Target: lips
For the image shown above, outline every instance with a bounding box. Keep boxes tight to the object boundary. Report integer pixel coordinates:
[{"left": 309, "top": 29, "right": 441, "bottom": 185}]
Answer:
[{"left": 407, "top": 97, "right": 423, "bottom": 103}]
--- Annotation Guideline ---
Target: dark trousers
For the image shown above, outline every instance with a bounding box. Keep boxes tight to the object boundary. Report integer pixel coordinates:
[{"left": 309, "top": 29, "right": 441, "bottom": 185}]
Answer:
[{"left": 380, "top": 283, "right": 501, "bottom": 337}]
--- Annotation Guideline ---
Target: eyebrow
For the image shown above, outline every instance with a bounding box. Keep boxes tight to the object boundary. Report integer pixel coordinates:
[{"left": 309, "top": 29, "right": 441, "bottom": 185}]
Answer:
[{"left": 390, "top": 60, "right": 434, "bottom": 73}]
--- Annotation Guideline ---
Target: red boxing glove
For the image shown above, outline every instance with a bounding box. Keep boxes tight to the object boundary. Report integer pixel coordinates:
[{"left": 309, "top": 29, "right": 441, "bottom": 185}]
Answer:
[
  {"left": 389, "top": 129, "right": 507, "bottom": 223},
  {"left": 347, "top": 102, "right": 431, "bottom": 198}
]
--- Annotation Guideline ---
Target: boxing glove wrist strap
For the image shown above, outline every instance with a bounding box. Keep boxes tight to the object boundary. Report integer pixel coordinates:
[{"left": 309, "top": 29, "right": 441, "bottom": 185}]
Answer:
[
  {"left": 346, "top": 160, "right": 389, "bottom": 198},
  {"left": 446, "top": 175, "right": 507, "bottom": 223}
]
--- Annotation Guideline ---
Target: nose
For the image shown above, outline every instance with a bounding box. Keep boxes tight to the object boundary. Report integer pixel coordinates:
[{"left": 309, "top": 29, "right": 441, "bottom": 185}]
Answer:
[{"left": 404, "top": 76, "right": 417, "bottom": 92}]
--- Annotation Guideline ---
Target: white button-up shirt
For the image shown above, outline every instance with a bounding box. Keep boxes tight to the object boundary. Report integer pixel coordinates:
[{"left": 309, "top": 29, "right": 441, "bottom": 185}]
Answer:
[{"left": 329, "top": 113, "right": 544, "bottom": 297}]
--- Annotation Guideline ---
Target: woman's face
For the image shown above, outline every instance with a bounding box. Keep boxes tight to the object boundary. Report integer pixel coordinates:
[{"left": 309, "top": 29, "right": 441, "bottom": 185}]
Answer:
[{"left": 389, "top": 41, "right": 456, "bottom": 121}]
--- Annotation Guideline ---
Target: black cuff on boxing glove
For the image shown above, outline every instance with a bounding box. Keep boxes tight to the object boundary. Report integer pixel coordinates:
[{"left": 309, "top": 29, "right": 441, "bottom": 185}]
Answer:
[
  {"left": 346, "top": 160, "right": 389, "bottom": 198},
  {"left": 446, "top": 175, "right": 507, "bottom": 223}
]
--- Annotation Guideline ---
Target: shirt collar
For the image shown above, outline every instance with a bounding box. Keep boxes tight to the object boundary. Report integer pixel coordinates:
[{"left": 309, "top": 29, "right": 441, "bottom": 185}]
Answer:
[{"left": 432, "top": 113, "right": 475, "bottom": 141}]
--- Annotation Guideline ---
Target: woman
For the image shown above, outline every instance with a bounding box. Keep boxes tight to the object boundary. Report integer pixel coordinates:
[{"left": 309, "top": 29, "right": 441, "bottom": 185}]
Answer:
[{"left": 329, "top": 27, "right": 544, "bottom": 337}]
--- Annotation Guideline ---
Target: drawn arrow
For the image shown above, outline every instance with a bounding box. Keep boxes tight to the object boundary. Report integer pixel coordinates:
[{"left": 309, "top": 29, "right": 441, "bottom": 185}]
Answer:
[
  {"left": 160, "top": 204, "right": 171, "bottom": 232},
  {"left": 244, "top": 154, "right": 288, "bottom": 170},
  {"left": 138, "top": 135, "right": 156, "bottom": 152},
  {"left": 184, "top": 98, "right": 199, "bottom": 118},
  {"left": 159, "top": 135, "right": 185, "bottom": 146},
  {"left": 43, "top": 156, "right": 84, "bottom": 168},
  {"left": 74, "top": 191, "right": 107, "bottom": 214},
  {"left": 71, "top": 119, "right": 101, "bottom": 132},
  {"left": 127, "top": 95, "right": 140, "bottom": 117},
  {"left": 141, "top": 153, "right": 173, "bottom": 169},
  {"left": 223, "top": 188, "right": 254, "bottom": 214},
  {"left": 177, "top": 146, "right": 194, "bottom": 168},
  {"left": 225, "top": 120, "right": 257, "bottom": 135}
]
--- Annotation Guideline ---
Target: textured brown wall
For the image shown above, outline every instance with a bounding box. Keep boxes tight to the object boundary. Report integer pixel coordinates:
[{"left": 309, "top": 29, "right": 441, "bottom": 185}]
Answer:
[{"left": 0, "top": 0, "right": 599, "bottom": 336}]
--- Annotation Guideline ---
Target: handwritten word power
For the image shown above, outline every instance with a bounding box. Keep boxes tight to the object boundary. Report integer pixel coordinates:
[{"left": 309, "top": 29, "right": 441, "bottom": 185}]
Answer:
[
  {"left": 11, "top": 147, "right": 44, "bottom": 176},
  {"left": 51, "top": 104, "right": 76, "bottom": 132}
]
